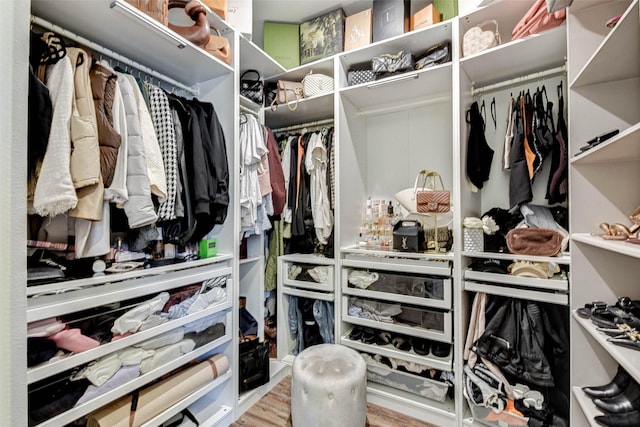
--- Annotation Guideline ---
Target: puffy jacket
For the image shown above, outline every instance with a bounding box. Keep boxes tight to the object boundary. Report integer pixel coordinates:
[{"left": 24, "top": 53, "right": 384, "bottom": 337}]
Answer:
[
  {"left": 117, "top": 75, "right": 158, "bottom": 228},
  {"left": 66, "top": 48, "right": 104, "bottom": 221},
  {"left": 66, "top": 48, "right": 101, "bottom": 190},
  {"left": 90, "top": 63, "right": 121, "bottom": 188}
]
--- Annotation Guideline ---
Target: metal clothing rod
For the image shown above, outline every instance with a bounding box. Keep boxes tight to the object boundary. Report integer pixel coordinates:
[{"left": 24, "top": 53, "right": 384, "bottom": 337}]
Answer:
[
  {"left": 471, "top": 65, "right": 566, "bottom": 96},
  {"left": 271, "top": 118, "right": 334, "bottom": 134},
  {"left": 31, "top": 15, "right": 199, "bottom": 96}
]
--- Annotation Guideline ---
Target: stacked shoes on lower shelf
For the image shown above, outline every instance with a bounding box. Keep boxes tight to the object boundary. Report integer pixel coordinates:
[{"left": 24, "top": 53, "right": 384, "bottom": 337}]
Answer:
[{"left": 583, "top": 366, "right": 640, "bottom": 427}]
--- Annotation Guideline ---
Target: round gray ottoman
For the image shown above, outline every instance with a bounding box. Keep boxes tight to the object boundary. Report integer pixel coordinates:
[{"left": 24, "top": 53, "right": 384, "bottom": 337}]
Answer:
[{"left": 291, "top": 344, "right": 367, "bottom": 427}]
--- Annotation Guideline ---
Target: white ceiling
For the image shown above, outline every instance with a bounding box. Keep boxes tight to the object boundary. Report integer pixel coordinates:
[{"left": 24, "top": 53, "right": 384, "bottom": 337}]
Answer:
[{"left": 251, "top": 0, "right": 431, "bottom": 47}]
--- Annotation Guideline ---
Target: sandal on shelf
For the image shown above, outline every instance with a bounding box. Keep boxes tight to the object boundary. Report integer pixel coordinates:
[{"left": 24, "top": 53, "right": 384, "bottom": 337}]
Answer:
[
  {"left": 598, "top": 223, "right": 638, "bottom": 240},
  {"left": 577, "top": 301, "right": 607, "bottom": 319},
  {"left": 608, "top": 330, "right": 640, "bottom": 350}
]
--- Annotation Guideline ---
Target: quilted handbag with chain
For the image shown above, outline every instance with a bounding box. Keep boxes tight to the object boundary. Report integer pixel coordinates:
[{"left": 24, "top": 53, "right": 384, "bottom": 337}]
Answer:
[
  {"left": 417, "top": 171, "right": 451, "bottom": 213},
  {"left": 302, "top": 71, "right": 334, "bottom": 97}
]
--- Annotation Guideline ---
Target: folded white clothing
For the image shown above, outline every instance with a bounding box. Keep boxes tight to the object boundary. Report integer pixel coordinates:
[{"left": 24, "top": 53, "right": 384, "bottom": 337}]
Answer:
[
  {"left": 308, "top": 266, "right": 329, "bottom": 284},
  {"left": 28, "top": 318, "right": 66, "bottom": 338},
  {"left": 288, "top": 264, "right": 302, "bottom": 280},
  {"left": 135, "top": 327, "right": 184, "bottom": 350},
  {"left": 138, "top": 314, "right": 169, "bottom": 331},
  {"left": 74, "top": 364, "right": 140, "bottom": 407},
  {"left": 117, "top": 347, "right": 155, "bottom": 366},
  {"left": 140, "top": 339, "right": 196, "bottom": 375},
  {"left": 186, "top": 287, "right": 227, "bottom": 315},
  {"left": 348, "top": 271, "right": 380, "bottom": 289},
  {"left": 70, "top": 353, "right": 121, "bottom": 387},
  {"left": 111, "top": 292, "right": 170, "bottom": 334}
]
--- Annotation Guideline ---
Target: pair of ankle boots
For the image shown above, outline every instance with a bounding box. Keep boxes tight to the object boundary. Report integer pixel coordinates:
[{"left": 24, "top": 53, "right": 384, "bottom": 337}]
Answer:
[{"left": 583, "top": 366, "right": 640, "bottom": 426}]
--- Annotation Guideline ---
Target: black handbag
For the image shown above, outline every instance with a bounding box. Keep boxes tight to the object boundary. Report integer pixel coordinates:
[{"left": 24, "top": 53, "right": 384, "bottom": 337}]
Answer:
[
  {"left": 239, "top": 337, "right": 270, "bottom": 391},
  {"left": 240, "top": 69, "right": 263, "bottom": 105},
  {"left": 414, "top": 41, "right": 451, "bottom": 70},
  {"left": 372, "top": 50, "right": 414, "bottom": 77},
  {"left": 393, "top": 220, "right": 424, "bottom": 252}
]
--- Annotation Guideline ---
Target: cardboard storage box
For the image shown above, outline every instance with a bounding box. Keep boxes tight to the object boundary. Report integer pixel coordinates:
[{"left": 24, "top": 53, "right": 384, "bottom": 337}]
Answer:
[
  {"left": 411, "top": 4, "right": 442, "bottom": 31},
  {"left": 299, "top": 8, "right": 345, "bottom": 65},
  {"left": 344, "top": 8, "right": 372, "bottom": 51},
  {"left": 372, "top": 0, "right": 410, "bottom": 42},
  {"left": 264, "top": 22, "right": 300, "bottom": 69}
]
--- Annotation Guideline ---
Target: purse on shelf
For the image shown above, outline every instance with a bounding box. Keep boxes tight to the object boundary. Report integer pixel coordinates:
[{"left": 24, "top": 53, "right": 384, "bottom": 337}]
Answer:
[
  {"left": 462, "top": 20, "right": 501, "bottom": 57},
  {"left": 167, "top": 0, "right": 211, "bottom": 49},
  {"left": 240, "top": 70, "right": 263, "bottom": 105},
  {"left": 205, "top": 27, "right": 232, "bottom": 65},
  {"left": 511, "top": 0, "right": 566, "bottom": 41},
  {"left": 424, "top": 226, "right": 453, "bottom": 252},
  {"left": 347, "top": 62, "right": 375, "bottom": 86},
  {"left": 371, "top": 50, "right": 415, "bottom": 76},
  {"left": 414, "top": 41, "right": 451, "bottom": 70},
  {"left": 417, "top": 171, "right": 451, "bottom": 214},
  {"left": 270, "top": 80, "right": 304, "bottom": 111},
  {"left": 302, "top": 70, "right": 334, "bottom": 97},
  {"left": 506, "top": 227, "right": 563, "bottom": 257},
  {"left": 393, "top": 220, "right": 425, "bottom": 252},
  {"left": 124, "top": 0, "right": 168, "bottom": 25},
  {"left": 394, "top": 169, "right": 430, "bottom": 214}
]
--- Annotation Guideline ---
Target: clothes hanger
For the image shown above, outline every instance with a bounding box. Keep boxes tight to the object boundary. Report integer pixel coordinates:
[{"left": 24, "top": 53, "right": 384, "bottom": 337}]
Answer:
[
  {"left": 240, "top": 112, "right": 248, "bottom": 125},
  {"left": 490, "top": 97, "right": 497, "bottom": 129}
]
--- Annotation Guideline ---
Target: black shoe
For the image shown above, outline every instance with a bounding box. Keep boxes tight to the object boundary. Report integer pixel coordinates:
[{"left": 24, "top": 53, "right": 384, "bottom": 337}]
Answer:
[
  {"left": 593, "top": 379, "right": 640, "bottom": 414},
  {"left": 412, "top": 338, "right": 430, "bottom": 356},
  {"left": 595, "top": 409, "right": 640, "bottom": 426},
  {"left": 431, "top": 341, "right": 451, "bottom": 358},
  {"left": 583, "top": 366, "right": 632, "bottom": 399}
]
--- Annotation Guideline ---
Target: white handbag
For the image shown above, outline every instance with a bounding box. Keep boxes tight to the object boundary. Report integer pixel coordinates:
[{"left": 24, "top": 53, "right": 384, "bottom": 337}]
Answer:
[
  {"left": 302, "top": 71, "right": 334, "bottom": 98},
  {"left": 462, "top": 20, "right": 501, "bottom": 57}
]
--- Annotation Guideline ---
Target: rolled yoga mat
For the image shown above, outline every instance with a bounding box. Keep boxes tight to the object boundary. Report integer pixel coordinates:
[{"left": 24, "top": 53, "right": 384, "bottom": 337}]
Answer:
[{"left": 86, "top": 353, "right": 229, "bottom": 427}]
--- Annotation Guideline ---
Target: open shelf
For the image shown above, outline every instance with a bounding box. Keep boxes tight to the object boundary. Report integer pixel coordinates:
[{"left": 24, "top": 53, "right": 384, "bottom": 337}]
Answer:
[
  {"left": 34, "top": 333, "right": 232, "bottom": 427},
  {"left": 464, "top": 270, "right": 569, "bottom": 292},
  {"left": 27, "top": 265, "right": 233, "bottom": 322},
  {"left": 30, "top": 0, "right": 233, "bottom": 87},
  {"left": 26, "top": 254, "right": 232, "bottom": 297},
  {"left": 464, "top": 281, "right": 569, "bottom": 305},
  {"left": 28, "top": 303, "right": 231, "bottom": 384},
  {"left": 367, "top": 382, "right": 456, "bottom": 425},
  {"left": 341, "top": 331, "right": 453, "bottom": 371},
  {"left": 570, "top": 122, "right": 640, "bottom": 165},
  {"left": 571, "top": 0, "right": 640, "bottom": 88},
  {"left": 264, "top": 92, "right": 334, "bottom": 129},
  {"left": 461, "top": 250, "right": 571, "bottom": 265},
  {"left": 140, "top": 371, "right": 233, "bottom": 427},
  {"left": 461, "top": 25, "right": 567, "bottom": 88},
  {"left": 239, "top": 34, "right": 286, "bottom": 79},
  {"left": 573, "top": 310, "right": 640, "bottom": 384},
  {"left": 572, "top": 386, "right": 604, "bottom": 427},
  {"left": 572, "top": 233, "right": 640, "bottom": 260}
]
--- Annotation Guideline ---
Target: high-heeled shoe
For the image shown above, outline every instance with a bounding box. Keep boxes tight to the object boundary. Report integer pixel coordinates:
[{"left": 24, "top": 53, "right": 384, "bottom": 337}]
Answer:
[
  {"left": 598, "top": 222, "right": 638, "bottom": 240},
  {"left": 583, "top": 366, "right": 632, "bottom": 399},
  {"left": 593, "top": 378, "right": 640, "bottom": 414}
]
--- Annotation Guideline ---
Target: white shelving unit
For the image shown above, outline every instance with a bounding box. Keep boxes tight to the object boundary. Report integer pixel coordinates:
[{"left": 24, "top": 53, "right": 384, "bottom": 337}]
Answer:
[{"left": 568, "top": 0, "right": 640, "bottom": 425}]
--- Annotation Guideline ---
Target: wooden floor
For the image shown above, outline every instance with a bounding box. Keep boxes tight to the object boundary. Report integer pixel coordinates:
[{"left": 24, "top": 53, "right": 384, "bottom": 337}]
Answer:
[{"left": 231, "top": 376, "right": 440, "bottom": 427}]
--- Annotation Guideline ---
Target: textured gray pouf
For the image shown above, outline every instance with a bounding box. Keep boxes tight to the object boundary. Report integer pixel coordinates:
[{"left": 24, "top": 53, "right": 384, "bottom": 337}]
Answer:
[{"left": 291, "top": 344, "right": 367, "bottom": 427}]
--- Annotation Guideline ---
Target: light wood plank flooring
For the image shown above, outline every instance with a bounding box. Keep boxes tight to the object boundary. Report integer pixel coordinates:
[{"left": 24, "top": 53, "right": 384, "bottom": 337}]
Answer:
[{"left": 232, "top": 376, "right": 440, "bottom": 427}]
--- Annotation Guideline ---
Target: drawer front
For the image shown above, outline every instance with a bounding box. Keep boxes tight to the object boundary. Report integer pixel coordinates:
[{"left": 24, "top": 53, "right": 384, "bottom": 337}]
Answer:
[
  {"left": 281, "top": 261, "right": 334, "bottom": 292},
  {"left": 341, "top": 268, "right": 452, "bottom": 310},
  {"left": 342, "top": 296, "right": 452, "bottom": 342}
]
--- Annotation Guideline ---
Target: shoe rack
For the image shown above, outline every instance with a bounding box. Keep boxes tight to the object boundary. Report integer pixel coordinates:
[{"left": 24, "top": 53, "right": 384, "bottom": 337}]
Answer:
[{"left": 567, "top": 0, "right": 640, "bottom": 425}]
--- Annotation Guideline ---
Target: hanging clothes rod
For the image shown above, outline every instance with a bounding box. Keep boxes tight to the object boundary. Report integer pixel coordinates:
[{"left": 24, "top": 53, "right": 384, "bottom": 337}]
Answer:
[
  {"left": 239, "top": 104, "right": 260, "bottom": 116},
  {"left": 31, "top": 15, "right": 199, "bottom": 96},
  {"left": 471, "top": 65, "right": 566, "bottom": 96},
  {"left": 271, "top": 118, "right": 334, "bottom": 134}
]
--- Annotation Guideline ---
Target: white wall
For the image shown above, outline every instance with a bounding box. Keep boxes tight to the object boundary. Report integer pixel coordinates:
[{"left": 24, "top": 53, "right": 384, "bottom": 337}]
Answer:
[{"left": 0, "top": 1, "right": 28, "bottom": 425}]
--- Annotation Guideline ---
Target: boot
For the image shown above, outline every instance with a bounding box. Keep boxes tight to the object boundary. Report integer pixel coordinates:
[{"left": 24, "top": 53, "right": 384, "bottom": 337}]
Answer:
[
  {"left": 595, "top": 409, "right": 640, "bottom": 426},
  {"left": 593, "top": 379, "right": 640, "bottom": 414},
  {"left": 583, "top": 366, "right": 632, "bottom": 399}
]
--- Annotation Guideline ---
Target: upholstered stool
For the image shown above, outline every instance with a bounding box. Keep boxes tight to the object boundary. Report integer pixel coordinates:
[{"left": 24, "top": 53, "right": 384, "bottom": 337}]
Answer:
[{"left": 291, "top": 343, "right": 367, "bottom": 427}]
